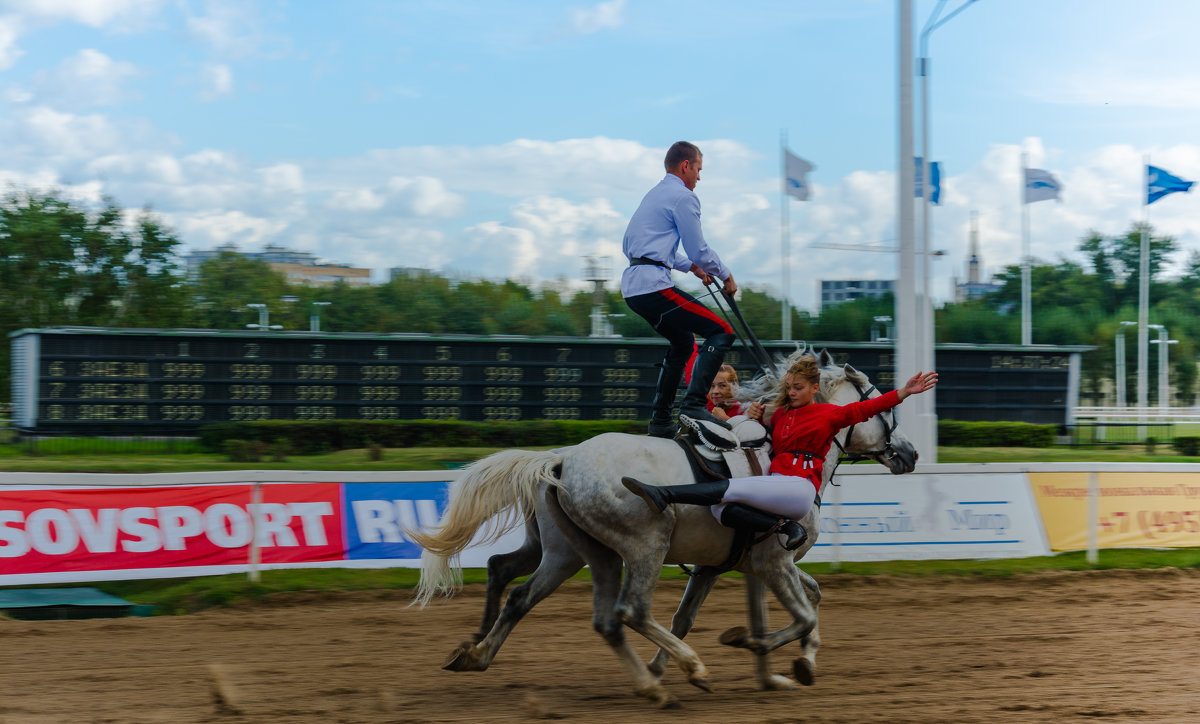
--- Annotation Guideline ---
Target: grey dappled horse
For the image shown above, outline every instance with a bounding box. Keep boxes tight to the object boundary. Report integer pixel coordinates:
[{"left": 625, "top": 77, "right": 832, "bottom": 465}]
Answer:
[{"left": 411, "top": 350, "right": 916, "bottom": 707}]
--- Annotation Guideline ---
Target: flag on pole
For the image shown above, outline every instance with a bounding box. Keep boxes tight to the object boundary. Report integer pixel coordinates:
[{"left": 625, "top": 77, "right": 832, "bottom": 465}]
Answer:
[
  {"left": 1024, "top": 168, "right": 1062, "bottom": 204},
  {"left": 1147, "top": 165, "right": 1194, "bottom": 205},
  {"left": 784, "top": 150, "right": 814, "bottom": 201},
  {"left": 914, "top": 157, "right": 942, "bottom": 205}
]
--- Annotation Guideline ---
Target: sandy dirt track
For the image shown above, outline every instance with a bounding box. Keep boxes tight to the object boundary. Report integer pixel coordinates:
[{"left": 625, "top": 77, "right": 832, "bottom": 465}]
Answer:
[{"left": 2, "top": 569, "right": 1199, "bottom": 723}]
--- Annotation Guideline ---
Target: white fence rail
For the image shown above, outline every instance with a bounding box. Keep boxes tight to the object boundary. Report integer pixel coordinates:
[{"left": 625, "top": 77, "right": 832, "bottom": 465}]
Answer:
[{"left": 1073, "top": 407, "right": 1200, "bottom": 423}]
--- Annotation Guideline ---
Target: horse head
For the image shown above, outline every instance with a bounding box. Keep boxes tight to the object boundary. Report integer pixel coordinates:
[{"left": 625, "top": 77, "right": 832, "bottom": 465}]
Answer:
[{"left": 816, "top": 349, "right": 918, "bottom": 475}]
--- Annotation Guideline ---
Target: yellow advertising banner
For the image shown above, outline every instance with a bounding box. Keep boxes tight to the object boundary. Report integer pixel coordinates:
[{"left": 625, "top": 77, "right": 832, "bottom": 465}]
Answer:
[{"left": 1029, "top": 472, "right": 1200, "bottom": 550}]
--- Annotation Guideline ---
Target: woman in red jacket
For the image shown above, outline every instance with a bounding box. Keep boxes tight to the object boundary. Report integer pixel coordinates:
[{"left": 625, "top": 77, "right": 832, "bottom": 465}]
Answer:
[{"left": 624, "top": 356, "right": 937, "bottom": 550}]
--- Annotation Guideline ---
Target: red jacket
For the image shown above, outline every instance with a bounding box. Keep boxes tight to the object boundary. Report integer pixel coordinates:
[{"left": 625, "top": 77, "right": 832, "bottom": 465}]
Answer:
[
  {"left": 766, "top": 390, "right": 901, "bottom": 489},
  {"left": 706, "top": 399, "right": 744, "bottom": 417}
]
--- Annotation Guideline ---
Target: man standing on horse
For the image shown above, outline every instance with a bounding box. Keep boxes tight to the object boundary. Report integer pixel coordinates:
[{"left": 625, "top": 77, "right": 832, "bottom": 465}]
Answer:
[{"left": 622, "top": 141, "right": 739, "bottom": 438}]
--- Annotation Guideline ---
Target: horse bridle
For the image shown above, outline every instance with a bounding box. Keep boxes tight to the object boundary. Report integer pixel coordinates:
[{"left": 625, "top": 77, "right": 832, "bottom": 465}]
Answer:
[{"left": 829, "top": 377, "right": 900, "bottom": 473}]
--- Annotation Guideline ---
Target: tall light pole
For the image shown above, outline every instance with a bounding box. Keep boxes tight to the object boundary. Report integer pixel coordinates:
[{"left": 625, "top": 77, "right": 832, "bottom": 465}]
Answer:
[
  {"left": 310, "top": 301, "right": 331, "bottom": 332},
  {"left": 918, "top": 0, "right": 979, "bottom": 364},
  {"left": 1149, "top": 324, "right": 1176, "bottom": 411},
  {"left": 246, "top": 303, "right": 282, "bottom": 332},
  {"left": 1114, "top": 320, "right": 1136, "bottom": 407},
  {"left": 897, "top": 0, "right": 930, "bottom": 461}
]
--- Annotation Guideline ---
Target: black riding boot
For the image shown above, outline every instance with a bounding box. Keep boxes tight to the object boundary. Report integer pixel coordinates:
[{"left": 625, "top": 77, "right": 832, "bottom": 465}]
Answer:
[
  {"left": 678, "top": 333, "right": 735, "bottom": 429},
  {"left": 647, "top": 361, "right": 685, "bottom": 439},
  {"left": 621, "top": 477, "right": 729, "bottom": 513},
  {"left": 719, "top": 503, "right": 808, "bottom": 551}
]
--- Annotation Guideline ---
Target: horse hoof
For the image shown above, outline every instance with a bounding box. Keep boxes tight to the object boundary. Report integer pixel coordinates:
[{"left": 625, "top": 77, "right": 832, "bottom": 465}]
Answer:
[
  {"left": 763, "top": 673, "right": 799, "bottom": 691},
  {"left": 442, "top": 642, "right": 485, "bottom": 672},
  {"left": 689, "top": 676, "right": 713, "bottom": 693},
  {"left": 792, "top": 658, "right": 815, "bottom": 686},
  {"left": 637, "top": 686, "right": 679, "bottom": 709},
  {"left": 718, "top": 626, "right": 750, "bottom": 648}
]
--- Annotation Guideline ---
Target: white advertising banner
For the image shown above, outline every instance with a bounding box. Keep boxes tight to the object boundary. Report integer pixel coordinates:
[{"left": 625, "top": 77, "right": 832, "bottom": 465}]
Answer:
[{"left": 803, "top": 472, "right": 1051, "bottom": 562}]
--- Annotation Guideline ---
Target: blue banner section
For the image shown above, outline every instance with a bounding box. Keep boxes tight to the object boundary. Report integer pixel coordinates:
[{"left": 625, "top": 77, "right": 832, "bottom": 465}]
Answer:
[{"left": 342, "top": 481, "right": 451, "bottom": 560}]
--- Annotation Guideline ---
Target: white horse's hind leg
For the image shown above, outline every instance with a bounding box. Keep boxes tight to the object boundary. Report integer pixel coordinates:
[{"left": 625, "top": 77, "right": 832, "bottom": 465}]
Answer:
[
  {"left": 545, "top": 488, "right": 678, "bottom": 708},
  {"left": 443, "top": 537, "right": 583, "bottom": 672},
  {"left": 647, "top": 566, "right": 720, "bottom": 679},
  {"left": 614, "top": 558, "right": 713, "bottom": 692}
]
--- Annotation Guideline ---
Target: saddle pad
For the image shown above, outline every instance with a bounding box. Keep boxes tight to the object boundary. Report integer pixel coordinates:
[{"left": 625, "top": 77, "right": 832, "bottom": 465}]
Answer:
[
  {"left": 723, "top": 442, "right": 773, "bottom": 478},
  {"left": 679, "top": 414, "right": 739, "bottom": 452},
  {"left": 729, "top": 416, "right": 768, "bottom": 447}
]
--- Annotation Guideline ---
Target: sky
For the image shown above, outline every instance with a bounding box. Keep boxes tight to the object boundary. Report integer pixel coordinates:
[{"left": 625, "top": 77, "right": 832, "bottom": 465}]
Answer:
[{"left": 5, "top": 0, "right": 1200, "bottom": 312}]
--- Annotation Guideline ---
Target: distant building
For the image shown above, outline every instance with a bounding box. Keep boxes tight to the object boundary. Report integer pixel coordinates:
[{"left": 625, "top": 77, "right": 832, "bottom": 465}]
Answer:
[
  {"left": 953, "top": 212, "right": 1003, "bottom": 302},
  {"left": 184, "top": 244, "right": 371, "bottom": 286},
  {"left": 820, "top": 279, "right": 894, "bottom": 310},
  {"left": 275, "top": 262, "right": 371, "bottom": 287},
  {"left": 389, "top": 267, "right": 434, "bottom": 281}
]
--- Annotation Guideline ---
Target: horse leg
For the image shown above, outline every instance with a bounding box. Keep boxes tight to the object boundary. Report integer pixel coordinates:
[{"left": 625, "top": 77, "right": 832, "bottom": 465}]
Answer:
[
  {"left": 720, "top": 561, "right": 816, "bottom": 656},
  {"left": 614, "top": 557, "right": 713, "bottom": 693},
  {"left": 647, "top": 566, "right": 720, "bottom": 679},
  {"left": 792, "top": 567, "right": 822, "bottom": 686},
  {"left": 443, "top": 516, "right": 583, "bottom": 672},
  {"left": 745, "top": 574, "right": 798, "bottom": 691},
  {"left": 545, "top": 488, "right": 678, "bottom": 708},
  {"left": 473, "top": 517, "right": 543, "bottom": 642}
]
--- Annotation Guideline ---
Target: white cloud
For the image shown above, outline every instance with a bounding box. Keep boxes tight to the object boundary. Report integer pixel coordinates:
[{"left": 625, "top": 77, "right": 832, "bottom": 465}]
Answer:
[
  {"left": 201, "top": 63, "right": 233, "bottom": 98},
  {"left": 13, "top": 0, "right": 161, "bottom": 27},
  {"left": 24, "top": 48, "right": 141, "bottom": 108},
  {"left": 568, "top": 0, "right": 625, "bottom": 35},
  {"left": 0, "top": 16, "right": 23, "bottom": 70},
  {"left": 259, "top": 163, "right": 303, "bottom": 194}
]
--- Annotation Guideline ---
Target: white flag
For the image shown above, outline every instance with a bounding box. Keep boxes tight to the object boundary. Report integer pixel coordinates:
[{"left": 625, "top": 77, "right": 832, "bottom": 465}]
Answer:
[
  {"left": 1024, "top": 168, "right": 1062, "bottom": 204},
  {"left": 785, "top": 150, "right": 814, "bottom": 201}
]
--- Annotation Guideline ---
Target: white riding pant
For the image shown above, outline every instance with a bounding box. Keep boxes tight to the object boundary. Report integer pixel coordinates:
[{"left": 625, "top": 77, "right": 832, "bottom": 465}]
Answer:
[{"left": 710, "top": 472, "right": 815, "bottom": 522}]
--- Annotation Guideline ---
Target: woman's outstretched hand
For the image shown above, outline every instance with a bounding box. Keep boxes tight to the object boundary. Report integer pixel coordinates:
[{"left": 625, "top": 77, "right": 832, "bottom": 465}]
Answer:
[{"left": 897, "top": 371, "right": 938, "bottom": 400}]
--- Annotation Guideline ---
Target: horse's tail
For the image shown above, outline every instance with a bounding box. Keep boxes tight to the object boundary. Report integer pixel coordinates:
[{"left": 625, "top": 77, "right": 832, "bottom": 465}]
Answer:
[{"left": 409, "top": 448, "right": 564, "bottom": 608}]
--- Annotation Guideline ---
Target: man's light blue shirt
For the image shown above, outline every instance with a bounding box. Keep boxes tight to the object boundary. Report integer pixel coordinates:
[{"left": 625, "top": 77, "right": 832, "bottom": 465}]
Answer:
[{"left": 620, "top": 174, "right": 729, "bottom": 298}]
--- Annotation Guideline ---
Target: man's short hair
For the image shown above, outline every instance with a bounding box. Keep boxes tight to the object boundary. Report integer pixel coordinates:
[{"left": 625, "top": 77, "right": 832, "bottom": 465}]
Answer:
[{"left": 664, "top": 141, "right": 701, "bottom": 172}]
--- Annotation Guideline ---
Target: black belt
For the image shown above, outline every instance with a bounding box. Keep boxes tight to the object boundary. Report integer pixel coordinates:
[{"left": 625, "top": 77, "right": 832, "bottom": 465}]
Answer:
[{"left": 629, "top": 256, "right": 669, "bottom": 269}]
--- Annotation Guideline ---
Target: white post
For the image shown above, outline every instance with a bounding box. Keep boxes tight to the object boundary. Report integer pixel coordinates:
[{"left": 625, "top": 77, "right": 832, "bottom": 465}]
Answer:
[
  {"left": 896, "top": 0, "right": 933, "bottom": 461},
  {"left": 1086, "top": 471, "right": 1099, "bottom": 566},
  {"left": 781, "top": 131, "right": 791, "bottom": 340},
  {"left": 248, "top": 482, "right": 263, "bottom": 583},
  {"left": 1137, "top": 155, "right": 1150, "bottom": 432},
  {"left": 1114, "top": 331, "right": 1126, "bottom": 407},
  {"left": 1020, "top": 151, "right": 1032, "bottom": 346}
]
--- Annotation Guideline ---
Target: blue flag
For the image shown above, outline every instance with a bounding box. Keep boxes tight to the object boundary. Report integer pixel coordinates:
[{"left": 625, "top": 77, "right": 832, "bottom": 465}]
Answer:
[
  {"left": 1147, "top": 165, "right": 1194, "bottom": 205},
  {"left": 914, "top": 157, "right": 941, "bottom": 205}
]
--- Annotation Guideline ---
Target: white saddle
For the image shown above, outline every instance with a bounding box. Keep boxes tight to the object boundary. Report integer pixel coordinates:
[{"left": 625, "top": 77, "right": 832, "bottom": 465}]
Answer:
[{"left": 678, "top": 414, "right": 773, "bottom": 478}]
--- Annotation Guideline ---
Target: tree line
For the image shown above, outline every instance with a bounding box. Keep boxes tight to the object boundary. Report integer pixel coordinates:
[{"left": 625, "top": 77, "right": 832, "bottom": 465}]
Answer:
[{"left": 1, "top": 189, "right": 1196, "bottom": 404}]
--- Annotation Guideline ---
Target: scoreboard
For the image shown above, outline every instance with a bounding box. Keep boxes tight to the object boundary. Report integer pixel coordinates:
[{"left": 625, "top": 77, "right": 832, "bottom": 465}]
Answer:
[{"left": 9, "top": 327, "right": 1089, "bottom": 433}]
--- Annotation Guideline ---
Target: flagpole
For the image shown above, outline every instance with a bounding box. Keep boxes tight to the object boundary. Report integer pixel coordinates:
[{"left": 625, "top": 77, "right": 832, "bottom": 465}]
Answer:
[
  {"left": 1137, "top": 154, "right": 1150, "bottom": 426},
  {"left": 781, "top": 130, "right": 791, "bottom": 340},
  {"left": 1020, "top": 151, "right": 1032, "bottom": 346}
]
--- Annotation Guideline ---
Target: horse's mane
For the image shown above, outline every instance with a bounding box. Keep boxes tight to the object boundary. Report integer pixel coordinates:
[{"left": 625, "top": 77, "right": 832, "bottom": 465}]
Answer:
[{"left": 733, "top": 343, "right": 850, "bottom": 405}]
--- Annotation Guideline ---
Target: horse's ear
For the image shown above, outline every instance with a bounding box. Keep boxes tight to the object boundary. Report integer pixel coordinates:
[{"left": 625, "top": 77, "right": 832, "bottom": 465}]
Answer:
[
  {"left": 818, "top": 349, "right": 834, "bottom": 367},
  {"left": 843, "top": 363, "right": 865, "bottom": 383}
]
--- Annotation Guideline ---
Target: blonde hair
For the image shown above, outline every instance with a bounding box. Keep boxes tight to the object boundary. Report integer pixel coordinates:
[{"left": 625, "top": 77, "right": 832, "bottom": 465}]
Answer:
[
  {"left": 773, "top": 356, "right": 820, "bottom": 409},
  {"left": 717, "top": 364, "right": 738, "bottom": 385}
]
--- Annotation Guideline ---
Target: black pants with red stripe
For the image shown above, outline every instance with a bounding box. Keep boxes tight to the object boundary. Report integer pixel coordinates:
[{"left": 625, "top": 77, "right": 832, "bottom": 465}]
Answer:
[{"left": 625, "top": 287, "right": 734, "bottom": 422}]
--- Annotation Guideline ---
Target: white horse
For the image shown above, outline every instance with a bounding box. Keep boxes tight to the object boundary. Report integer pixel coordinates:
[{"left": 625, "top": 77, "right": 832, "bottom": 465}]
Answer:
[{"left": 412, "top": 350, "right": 916, "bottom": 707}]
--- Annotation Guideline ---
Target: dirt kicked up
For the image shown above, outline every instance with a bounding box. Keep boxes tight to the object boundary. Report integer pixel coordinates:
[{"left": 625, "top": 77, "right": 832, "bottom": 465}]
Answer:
[{"left": 2, "top": 569, "right": 1198, "bottom": 723}]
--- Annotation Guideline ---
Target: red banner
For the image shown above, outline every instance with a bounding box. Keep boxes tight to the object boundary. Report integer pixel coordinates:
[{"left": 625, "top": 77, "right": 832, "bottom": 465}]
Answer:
[{"left": 0, "top": 483, "right": 344, "bottom": 575}]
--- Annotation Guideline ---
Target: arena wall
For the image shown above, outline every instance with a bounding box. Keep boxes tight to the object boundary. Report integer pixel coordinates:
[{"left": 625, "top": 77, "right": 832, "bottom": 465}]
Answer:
[{"left": 2, "top": 463, "right": 1198, "bottom": 585}]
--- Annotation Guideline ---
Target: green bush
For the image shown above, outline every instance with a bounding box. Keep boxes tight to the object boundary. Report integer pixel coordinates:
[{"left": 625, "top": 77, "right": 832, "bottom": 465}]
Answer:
[
  {"left": 938, "top": 420, "right": 1056, "bottom": 448},
  {"left": 1174, "top": 436, "right": 1200, "bottom": 456},
  {"left": 199, "top": 419, "right": 648, "bottom": 454},
  {"left": 222, "top": 439, "right": 261, "bottom": 462}
]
